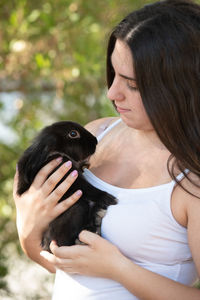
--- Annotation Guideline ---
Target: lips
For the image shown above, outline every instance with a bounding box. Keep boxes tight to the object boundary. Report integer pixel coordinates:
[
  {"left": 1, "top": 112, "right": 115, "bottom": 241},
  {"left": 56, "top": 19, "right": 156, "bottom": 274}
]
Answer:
[{"left": 116, "top": 105, "right": 131, "bottom": 113}]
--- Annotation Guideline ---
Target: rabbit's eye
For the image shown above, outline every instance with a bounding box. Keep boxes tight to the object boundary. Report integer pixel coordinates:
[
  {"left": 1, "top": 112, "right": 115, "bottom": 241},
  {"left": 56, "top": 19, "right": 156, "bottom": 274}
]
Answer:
[{"left": 68, "top": 130, "right": 80, "bottom": 139}]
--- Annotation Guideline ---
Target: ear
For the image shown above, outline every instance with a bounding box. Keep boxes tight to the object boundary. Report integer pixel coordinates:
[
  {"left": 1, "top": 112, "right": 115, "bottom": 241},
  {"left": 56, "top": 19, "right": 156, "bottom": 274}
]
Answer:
[{"left": 17, "top": 139, "right": 50, "bottom": 195}]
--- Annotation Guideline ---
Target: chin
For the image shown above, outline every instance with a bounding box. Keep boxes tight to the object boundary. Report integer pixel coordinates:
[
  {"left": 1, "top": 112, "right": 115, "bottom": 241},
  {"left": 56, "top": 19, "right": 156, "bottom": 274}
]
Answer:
[{"left": 121, "top": 116, "right": 153, "bottom": 131}]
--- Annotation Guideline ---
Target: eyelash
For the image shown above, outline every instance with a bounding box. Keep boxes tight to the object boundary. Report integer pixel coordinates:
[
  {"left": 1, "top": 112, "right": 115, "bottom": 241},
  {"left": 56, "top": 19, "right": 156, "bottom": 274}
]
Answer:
[
  {"left": 127, "top": 81, "right": 138, "bottom": 91},
  {"left": 111, "top": 68, "right": 138, "bottom": 91}
]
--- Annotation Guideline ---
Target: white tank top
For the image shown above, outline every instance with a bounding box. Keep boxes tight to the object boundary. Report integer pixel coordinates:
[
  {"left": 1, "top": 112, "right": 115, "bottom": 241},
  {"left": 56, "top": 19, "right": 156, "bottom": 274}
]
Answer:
[{"left": 52, "top": 118, "right": 198, "bottom": 300}]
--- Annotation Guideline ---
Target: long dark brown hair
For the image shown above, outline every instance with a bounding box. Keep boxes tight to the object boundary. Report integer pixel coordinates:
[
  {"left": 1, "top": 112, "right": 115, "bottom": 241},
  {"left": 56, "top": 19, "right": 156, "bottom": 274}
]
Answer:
[{"left": 107, "top": 0, "right": 200, "bottom": 195}]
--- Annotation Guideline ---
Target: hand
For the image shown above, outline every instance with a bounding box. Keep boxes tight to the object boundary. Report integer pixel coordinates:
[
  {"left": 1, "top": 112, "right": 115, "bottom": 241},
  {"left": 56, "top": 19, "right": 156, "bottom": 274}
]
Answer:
[
  {"left": 13, "top": 158, "right": 82, "bottom": 243},
  {"left": 40, "top": 230, "right": 125, "bottom": 280}
]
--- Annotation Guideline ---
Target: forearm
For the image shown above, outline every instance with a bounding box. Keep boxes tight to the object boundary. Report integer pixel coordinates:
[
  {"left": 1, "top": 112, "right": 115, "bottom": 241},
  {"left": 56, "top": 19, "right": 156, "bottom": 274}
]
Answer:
[
  {"left": 19, "top": 233, "right": 56, "bottom": 273},
  {"left": 113, "top": 256, "right": 200, "bottom": 300},
  {"left": 13, "top": 159, "right": 82, "bottom": 274}
]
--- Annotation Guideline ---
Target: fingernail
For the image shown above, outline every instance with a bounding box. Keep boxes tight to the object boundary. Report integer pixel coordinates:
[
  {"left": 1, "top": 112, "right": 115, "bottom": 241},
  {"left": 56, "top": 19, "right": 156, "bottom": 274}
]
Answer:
[
  {"left": 16, "top": 164, "right": 18, "bottom": 171},
  {"left": 56, "top": 157, "right": 63, "bottom": 163},
  {"left": 40, "top": 251, "right": 47, "bottom": 258},
  {"left": 76, "top": 190, "right": 82, "bottom": 196},
  {"left": 71, "top": 170, "right": 78, "bottom": 177},
  {"left": 65, "top": 161, "right": 72, "bottom": 168},
  {"left": 51, "top": 240, "right": 57, "bottom": 245}
]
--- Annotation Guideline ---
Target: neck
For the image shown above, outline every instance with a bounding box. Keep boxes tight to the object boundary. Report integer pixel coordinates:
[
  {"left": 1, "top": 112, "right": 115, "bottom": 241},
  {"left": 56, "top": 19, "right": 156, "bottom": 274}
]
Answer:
[{"left": 123, "top": 124, "right": 168, "bottom": 151}]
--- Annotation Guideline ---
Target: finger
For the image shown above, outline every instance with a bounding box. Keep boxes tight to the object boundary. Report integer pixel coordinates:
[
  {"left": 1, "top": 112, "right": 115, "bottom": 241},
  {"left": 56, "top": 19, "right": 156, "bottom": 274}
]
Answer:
[
  {"left": 42, "top": 161, "right": 74, "bottom": 196},
  {"left": 48, "top": 169, "right": 79, "bottom": 204},
  {"left": 40, "top": 250, "right": 57, "bottom": 264},
  {"left": 50, "top": 240, "right": 85, "bottom": 259},
  {"left": 79, "top": 230, "right": 101, "bottom": 247},
  {"left": 53, "top": 190, "right": 82, "bottom": 218},
  {"left": 31, "top": 157, "right": 65, "bottom": 189},
  {"left": 49, "top": 242, "right": 75, "bottom": 270},
  {"left": 49, "top": 240, "right": 59, "bottom": 254},
  {"left": 40, "top": 248, "right": 69, "bottom": 268},
  {"left": 40, "top": 249, "right": 76, "bottom": 273},
  {"left": 50, "top": 240, "right": 75, "bottom": 258}
]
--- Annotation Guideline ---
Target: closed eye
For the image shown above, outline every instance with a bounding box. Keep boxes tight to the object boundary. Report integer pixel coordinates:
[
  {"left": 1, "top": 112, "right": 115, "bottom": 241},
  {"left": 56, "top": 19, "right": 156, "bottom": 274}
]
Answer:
[
  {"left": 110, "top": 61, "right": 138, "bottom": 91},
  {"left": 127, "top": 79, "right": 138, "bottom": 91}
]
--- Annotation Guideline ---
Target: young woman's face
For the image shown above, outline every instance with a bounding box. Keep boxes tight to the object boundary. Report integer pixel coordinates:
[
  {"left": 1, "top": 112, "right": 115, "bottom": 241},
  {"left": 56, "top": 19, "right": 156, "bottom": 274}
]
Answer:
[{"left": 107, "top": 39, "right": 154, "bottom": 131}]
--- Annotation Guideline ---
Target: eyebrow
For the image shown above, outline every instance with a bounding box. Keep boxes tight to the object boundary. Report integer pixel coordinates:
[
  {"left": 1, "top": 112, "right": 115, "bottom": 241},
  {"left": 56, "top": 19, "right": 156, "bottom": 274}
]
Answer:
[
  {"left": 119, "top": 73, "right": 136, "bottom": 81},
  {"left": 110, "top": 56, "right": 136, "bottom": 81}
]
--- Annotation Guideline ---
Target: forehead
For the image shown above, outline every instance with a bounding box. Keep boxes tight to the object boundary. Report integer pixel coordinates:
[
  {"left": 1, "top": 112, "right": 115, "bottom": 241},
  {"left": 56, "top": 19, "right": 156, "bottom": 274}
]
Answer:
[{"left": 111, "top": 39, "right": 134, "bottom": 76}]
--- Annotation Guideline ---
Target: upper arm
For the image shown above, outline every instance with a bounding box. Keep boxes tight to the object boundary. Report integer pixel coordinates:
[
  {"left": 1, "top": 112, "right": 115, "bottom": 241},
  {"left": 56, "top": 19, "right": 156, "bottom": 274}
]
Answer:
[
  {"left": 187, "top": 195, "right": 200, "bottom": 278},
  {"left": 84, "top": 117, "right": 119, "bottom": 137},
  {"left": 173, "top": 174, "right": 200, "bottom": 278},
  {"left": 184, "top": 176, "right": 200, "bottom": 278}
]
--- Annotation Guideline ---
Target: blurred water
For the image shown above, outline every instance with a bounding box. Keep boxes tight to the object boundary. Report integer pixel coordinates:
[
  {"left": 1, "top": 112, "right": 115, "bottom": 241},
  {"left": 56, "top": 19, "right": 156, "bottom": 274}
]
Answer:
[
  {"left": 0, "top": 92, "right": 23, "bottom": 144},
  {"left": 0, "top": 90, "right": 59, "bottom": 145}
]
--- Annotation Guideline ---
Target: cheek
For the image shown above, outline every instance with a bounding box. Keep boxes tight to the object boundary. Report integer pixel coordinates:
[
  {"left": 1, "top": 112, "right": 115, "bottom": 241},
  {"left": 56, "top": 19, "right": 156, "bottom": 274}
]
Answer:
[
  {"left": 128, "top": 95, "right": 153, "bottom": 129},
  {"left": 129, "top": 93, "right": 145, "bottom": 113},
  {"left": 137, "top": 103, "right": 152, "bottom": 123},
  {"left": 139, "top": 103, "right": 149, "bottom": 119}
]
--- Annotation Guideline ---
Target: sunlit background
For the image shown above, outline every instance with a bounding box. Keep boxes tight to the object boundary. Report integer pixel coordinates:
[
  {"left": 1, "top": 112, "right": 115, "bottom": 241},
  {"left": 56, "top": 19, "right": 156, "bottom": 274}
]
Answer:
[{"left": 0, "top": 0, "right": 199, "bottom": 299}]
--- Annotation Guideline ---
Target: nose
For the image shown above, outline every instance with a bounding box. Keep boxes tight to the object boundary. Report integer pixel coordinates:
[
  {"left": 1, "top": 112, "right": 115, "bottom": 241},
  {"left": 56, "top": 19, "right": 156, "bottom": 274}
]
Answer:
[{"left": 107, "top": 78, "right": 125, "bottom": 102}]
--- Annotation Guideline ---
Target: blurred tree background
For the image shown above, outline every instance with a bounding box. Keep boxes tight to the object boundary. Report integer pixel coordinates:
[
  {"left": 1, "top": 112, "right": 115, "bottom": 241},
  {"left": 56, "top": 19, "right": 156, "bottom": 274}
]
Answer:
[{"left": 0, "top": 0, "right": 199, "bottom": 299}]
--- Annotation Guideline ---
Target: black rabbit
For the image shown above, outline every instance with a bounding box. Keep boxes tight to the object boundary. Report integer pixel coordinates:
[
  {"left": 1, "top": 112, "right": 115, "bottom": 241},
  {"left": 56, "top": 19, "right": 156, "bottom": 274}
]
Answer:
[{"left": 17, "top": 121, "right": 117, "bottom": 252}]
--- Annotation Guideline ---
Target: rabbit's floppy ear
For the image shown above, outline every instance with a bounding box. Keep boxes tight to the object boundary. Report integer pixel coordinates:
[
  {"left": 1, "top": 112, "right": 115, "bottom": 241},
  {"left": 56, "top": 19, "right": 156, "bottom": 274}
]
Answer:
[{"left": 17, "top": 136, "right": 51, "bottom": 195}]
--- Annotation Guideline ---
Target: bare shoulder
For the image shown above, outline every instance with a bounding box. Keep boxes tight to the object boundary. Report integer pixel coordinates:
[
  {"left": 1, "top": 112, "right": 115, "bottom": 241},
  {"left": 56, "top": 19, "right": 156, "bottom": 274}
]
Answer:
[
  {"left": 171, "top": 173, "right": 200, "bottom": 275},
  {"left": 181, "top": 174, "right": 200, "bottom": 276},
  {"left": 183, "top": 173, "right": 200, "bottom": 221},
  {"left": 180, "top": 173, "right": 200, "bottom": 207},
  {"left": 171, "top": 173, "right": 200, "bottom": 228},
  {"left": 84, "top": 117, "right": 119, "bottom": 137}
]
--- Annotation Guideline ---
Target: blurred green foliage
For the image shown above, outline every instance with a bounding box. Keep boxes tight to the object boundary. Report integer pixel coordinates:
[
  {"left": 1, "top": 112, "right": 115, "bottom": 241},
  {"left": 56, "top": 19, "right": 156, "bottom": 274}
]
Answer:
[
  {"left": 0, "top": 0, "right": 151, "bottom": 296},
  {"left": 0, "top": 0, "right": 199, "bottom": 297}
]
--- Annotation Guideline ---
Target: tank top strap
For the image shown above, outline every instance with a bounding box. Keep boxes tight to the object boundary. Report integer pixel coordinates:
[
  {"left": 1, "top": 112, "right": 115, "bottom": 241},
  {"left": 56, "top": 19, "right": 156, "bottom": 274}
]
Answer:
[
  {"left": 97, "top": 118, "right": 122, "bottom": 142},
  {"left": 172, "top": 169, "right": 190, "bottom": 185}
]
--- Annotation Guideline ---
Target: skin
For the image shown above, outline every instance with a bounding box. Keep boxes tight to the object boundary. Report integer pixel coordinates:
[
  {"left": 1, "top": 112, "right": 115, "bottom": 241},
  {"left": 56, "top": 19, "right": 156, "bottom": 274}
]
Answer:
[{"left": 13, "top": 40, "right": 200, "bottom": 299}]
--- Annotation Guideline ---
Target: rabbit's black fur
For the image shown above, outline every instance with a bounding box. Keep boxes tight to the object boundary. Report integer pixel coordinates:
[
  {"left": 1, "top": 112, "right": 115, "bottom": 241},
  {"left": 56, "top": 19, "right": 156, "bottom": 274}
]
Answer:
[{"left": 17, "top": 121, "right": 117, "bottom": 252}]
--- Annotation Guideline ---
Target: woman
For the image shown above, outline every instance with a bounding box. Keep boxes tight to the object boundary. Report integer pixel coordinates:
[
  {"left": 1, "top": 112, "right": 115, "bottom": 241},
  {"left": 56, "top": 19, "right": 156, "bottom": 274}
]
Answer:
[{"left": 13, "top": 0, "right": 200, "bottom": 299}]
